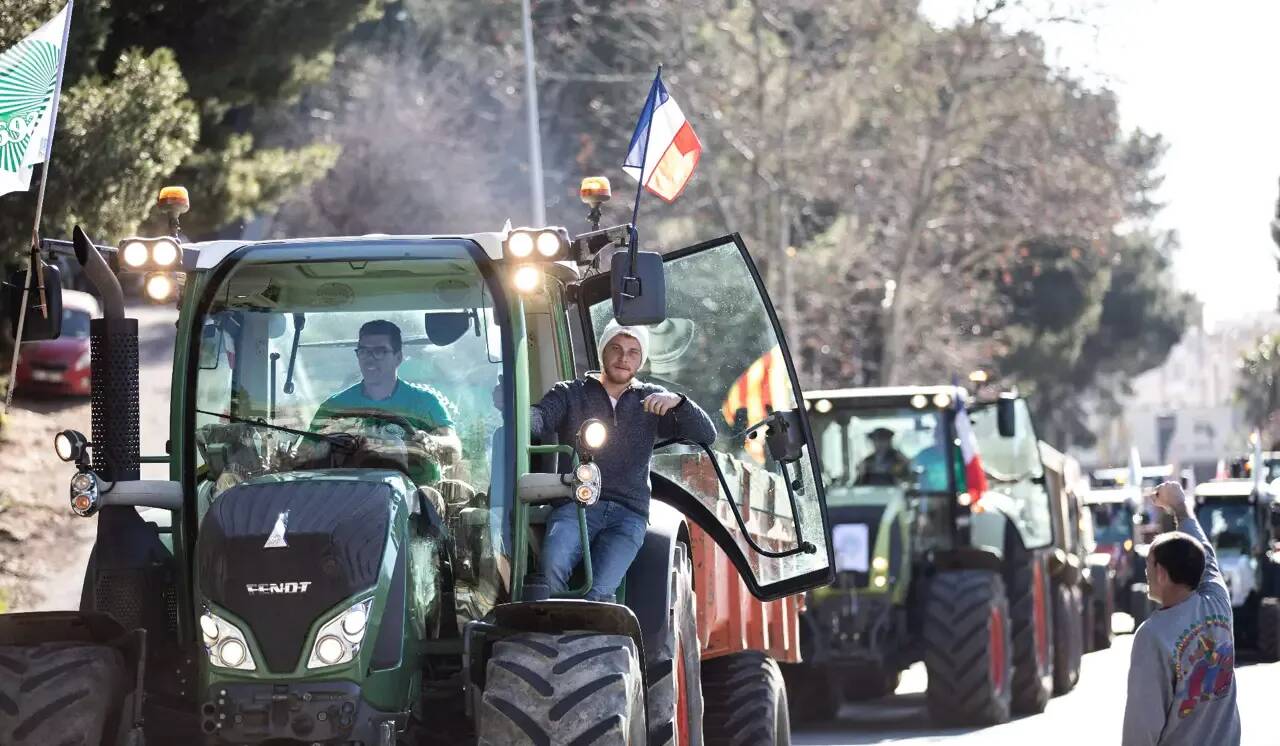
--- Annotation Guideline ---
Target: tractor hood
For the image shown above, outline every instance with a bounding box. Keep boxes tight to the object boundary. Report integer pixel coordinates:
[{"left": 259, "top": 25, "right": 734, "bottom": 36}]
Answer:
[{"left": 198, "top": 475, "right": 401, "bottom": 673}]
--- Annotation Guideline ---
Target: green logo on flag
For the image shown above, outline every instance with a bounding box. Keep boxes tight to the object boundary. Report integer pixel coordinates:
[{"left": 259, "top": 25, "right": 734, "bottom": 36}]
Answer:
[{"left": 0, "top": 38, "right": 58, "bottom": 176}]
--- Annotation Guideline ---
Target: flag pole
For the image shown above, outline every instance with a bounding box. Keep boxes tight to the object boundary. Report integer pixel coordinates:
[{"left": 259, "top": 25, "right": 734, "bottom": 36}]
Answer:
[
  {"left": 6, "top": 1, "right": 73, "bottom": 413},
  {"left": 626, "top": 65, "right": 662, "bottom": 275}
]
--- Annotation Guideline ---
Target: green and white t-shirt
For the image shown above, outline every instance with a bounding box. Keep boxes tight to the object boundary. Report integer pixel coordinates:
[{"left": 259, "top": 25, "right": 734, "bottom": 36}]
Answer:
[{"left": 311, "top": 379, "right": 454, "bottom": 483}]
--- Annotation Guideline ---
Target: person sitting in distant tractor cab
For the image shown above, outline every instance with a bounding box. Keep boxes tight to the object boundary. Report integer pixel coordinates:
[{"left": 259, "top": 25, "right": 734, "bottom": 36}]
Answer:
[
  {"left": 529, "top": 321, "right": 717, "bottom": 602},
  {"left": 309, "top": 319, "right": 462, "bottom": 485},
  {"left": 855, "top": 427, "right": 912, "bottom": 485}
]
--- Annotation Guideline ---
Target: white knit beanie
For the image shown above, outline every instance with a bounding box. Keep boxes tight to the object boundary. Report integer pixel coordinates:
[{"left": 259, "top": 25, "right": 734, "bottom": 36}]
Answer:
[{"left": 598, "top": 320, "right": 650, "bottom": 369}]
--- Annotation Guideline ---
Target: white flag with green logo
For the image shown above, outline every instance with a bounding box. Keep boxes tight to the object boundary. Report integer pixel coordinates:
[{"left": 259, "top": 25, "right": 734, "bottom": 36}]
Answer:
[{"left": 0, "top": 3, "right": 71, "bottom": 198}]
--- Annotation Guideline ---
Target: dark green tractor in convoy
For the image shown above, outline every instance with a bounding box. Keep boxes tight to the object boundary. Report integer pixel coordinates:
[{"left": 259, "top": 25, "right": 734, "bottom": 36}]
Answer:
[
  {"left": 782, "top": 386, "right": 1059, "bottom": 726},
  {"left": 0, "top": 186, "right": 834, "bottom": 744}
]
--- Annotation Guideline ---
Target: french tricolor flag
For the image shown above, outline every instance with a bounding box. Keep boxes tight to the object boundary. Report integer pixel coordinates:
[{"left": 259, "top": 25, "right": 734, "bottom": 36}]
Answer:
[
  {"left": 622, "top": 72, "right": 702, "bottom": 203},
  {"left": 955, "top": 397, "right": 989, "bottom": 503}
]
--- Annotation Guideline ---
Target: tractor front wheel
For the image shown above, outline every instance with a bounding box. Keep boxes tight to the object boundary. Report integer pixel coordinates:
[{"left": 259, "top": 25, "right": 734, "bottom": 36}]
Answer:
[
  {"left": 923, "top": 570, "right": 1013, "bottom": 726},
  {"left": 477, "top": 630, "right": 645, "bottom": 746},
  {"left": 702, "top": 651, "right": 790, "bottom": 746},
  {"left": 0, "top": 642, "right": 129, "bottom": 745}
]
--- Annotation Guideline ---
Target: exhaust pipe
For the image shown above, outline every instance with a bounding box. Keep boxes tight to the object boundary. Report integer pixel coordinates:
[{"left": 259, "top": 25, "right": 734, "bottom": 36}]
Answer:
[
  {"left": 73, "top": 225, "right": 139, "bottom": 482},
  {"left": 73, "top": 225, "right": 123, "bottom": 320}
]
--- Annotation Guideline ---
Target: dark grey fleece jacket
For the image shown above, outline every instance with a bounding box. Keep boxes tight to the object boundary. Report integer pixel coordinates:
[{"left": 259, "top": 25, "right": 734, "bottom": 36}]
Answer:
[{"left": 529, "top": 374, "right": 717, "bottom": 518}]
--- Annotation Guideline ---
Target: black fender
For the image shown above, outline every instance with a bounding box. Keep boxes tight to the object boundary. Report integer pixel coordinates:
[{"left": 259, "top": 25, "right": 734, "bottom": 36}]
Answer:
[
  {"left": 624, "top": 502, "right": 691, "bottom": 659},
  {"left": 484, "top": 599, "right": 650, "bottom": 698},
  {"left": 932, "top": 546, "right": 1003, "bottom": 573}
]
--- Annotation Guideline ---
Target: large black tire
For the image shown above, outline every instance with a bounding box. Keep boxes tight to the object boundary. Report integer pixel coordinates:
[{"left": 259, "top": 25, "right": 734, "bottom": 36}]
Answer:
[
  {"left": 923, "top": 570, "right": 1013, "bottom": 726},
  {"left": 1008, "top": 550, "right": 1054, "bottom": 714},
  {"left": 477, "top": 630, "right": 645, "bottom": 745},
  {"left": 1258, "top": 597, "right": 1280, "bottom": 662},
  {"left": 1092, "top": 597, "right": 1113, "bottom": 650},
  {"left": 0, "top": 643, "right": 128, "bottom": 745},
  {"left": 1051, "top": 582, "right": 1083, "bottom": 695},
  {"left": 702, "top": 651, "right": 790, "bottom": 746},
  {"left": 648, "top": 544, "right": 705, "bottom": 745},
  {"left": 1080, "top": 588, "right": 1095, "bottom": 655},
  {"left": 779, "top": 663, "right": 839, "bottom": 724},
  {"left": 1086, "top": 567, "right": 1114, "bottom": 651}
]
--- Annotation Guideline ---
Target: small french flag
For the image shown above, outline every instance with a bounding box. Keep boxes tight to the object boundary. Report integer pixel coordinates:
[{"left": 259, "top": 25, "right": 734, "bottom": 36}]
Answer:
[
  {"left": 622, "top": 72, "right": 702, "bottom": 203},
  {"left": 955, "top": 397, "right": 989, "bottom": 503}
]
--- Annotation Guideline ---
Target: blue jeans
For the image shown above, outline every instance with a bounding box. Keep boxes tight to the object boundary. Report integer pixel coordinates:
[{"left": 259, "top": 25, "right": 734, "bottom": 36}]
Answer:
[{"left": 541, "top": 501, "right": 648, "bottom": 601}]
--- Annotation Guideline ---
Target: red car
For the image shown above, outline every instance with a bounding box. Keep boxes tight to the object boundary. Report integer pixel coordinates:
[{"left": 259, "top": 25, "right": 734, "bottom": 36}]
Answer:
[{"left": 14, "top": 289, "right": 100, "bottom": 396}]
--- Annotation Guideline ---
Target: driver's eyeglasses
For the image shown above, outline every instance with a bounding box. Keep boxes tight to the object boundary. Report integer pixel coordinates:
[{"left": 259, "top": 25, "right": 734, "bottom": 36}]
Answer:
[{"left": 355, "top": 346, "right": 395, "bottom": 360}]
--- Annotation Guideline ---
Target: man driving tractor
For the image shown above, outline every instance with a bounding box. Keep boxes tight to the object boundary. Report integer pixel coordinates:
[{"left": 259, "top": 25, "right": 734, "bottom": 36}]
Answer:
[
  {"left": 309, "top": 319, "right": 462, "bottom": 485},
  {"left": 856, "top": 427, "right": 913, "bottom": 485}
]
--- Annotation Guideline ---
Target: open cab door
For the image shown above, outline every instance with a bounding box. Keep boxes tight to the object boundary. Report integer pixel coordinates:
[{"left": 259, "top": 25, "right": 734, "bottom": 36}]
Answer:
[{"left": 581, "top": 234, "right": 833, "bottom": 600}]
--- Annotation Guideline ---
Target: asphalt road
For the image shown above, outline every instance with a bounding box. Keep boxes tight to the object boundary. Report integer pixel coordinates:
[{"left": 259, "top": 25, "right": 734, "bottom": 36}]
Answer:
[{"left": 793, "top": 616, "right": 1276, "bottom": 746}]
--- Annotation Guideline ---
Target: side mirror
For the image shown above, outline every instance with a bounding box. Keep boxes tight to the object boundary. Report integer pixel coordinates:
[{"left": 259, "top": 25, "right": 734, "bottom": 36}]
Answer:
[
  {"left": 611, "top": 251, "right": 666, "bottom": 326},
  {"left": 198, "top": 322, "right": 224, "bottom": 370},
  {"left": 3, "top": 262, "right": 63, "bottom": 342},
  {"left": 996, "top": 396, "right": 1017, "bottom": 438},
  {"left": 764, "top": 410, "right": 806, "bottom": 465}
]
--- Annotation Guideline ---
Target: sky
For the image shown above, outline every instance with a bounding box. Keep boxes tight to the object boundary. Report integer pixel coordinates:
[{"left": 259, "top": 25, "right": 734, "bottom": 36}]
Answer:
[{"left": 919, "top": 0, "right": 1280, "bottom": 328}]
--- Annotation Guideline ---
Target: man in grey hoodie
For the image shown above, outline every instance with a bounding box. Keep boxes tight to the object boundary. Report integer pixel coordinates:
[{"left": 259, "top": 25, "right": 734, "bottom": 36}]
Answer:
[{"left": 1122, "top": 481, "right": 1241, "bottom": 745}]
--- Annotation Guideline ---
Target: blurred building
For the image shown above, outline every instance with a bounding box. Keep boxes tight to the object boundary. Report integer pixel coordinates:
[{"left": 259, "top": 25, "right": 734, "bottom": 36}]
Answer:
[{"left": 1078, "top": 312, "right": 1280, "bottom": 478}]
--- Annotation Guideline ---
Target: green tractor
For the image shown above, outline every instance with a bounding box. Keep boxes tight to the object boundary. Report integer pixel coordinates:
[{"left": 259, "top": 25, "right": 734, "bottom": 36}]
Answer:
[
  {"left": 782, "top": 386, "right": 1059, "bottom": 726},
  {"left": 0, "top": 185, "right": 834, "bottom": 744}
]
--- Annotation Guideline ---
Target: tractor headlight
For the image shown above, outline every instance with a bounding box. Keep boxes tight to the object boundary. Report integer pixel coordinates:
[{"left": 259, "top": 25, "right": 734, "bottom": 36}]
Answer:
[
  {"left": 151, "top": 238, "right": 180, "bottom": 267},
  {"left": 201, "top": 610, "right": 257, "bottom": 671},
  {"left": 513, "top": 265, "right": 542, "bottom": 294},
  {"left": 535, "top": 231, "right": 562, "bottom": 258},
  {"left": 507, "top": 231, "right": 535, "bottom": 259},
  {"left": 69, "top": 470, "right": 99, "bottom": 517},
  {"left": 121, "top": 241, "right": 149, "bottom": 268},
  {"left": 144, "top": 273, "right": 174, "bottom": 302},
  {"left": 307, "top": 598, "right": 373, "bottom": 670},
  {"left": 573, "top": 461, "right": 601, "bottom": 506}
]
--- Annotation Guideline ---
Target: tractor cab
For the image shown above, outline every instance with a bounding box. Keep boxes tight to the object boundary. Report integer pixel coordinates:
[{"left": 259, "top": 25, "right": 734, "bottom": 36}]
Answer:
[{"left": 1193, "top": 480, "right": 1268, "bottom": 608}]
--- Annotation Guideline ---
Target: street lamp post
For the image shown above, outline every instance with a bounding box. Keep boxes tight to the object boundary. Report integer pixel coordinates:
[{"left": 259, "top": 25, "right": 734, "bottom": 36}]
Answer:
[{"left": 521, "top": 0, "right": 547, "bottom": 226}]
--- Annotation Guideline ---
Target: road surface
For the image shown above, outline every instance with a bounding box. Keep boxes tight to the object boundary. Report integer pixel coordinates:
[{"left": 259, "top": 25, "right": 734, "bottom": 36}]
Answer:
[{"left": 793, "top": 618, "right": 1275, "bottom": 745}]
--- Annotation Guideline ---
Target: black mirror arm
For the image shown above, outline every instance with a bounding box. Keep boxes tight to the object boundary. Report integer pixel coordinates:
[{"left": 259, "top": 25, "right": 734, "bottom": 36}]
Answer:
[
  {"left": 282, "top": 313, "right": 305, "bottom": 394},
  {"left": 654, "top": 438, "right": 817, "bottom": 558}
]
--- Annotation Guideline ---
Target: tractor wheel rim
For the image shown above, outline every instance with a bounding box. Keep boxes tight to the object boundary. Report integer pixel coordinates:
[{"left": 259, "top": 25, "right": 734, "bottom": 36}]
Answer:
[
  {"left": 990, "top": 606, "right": 1007, "bottom": 693},
  {"left": 676, "top": 635, "right": 691, "bottom": 746},
  {"left": 1033, "top": 562, "right": 1050, "bottom": 667}
]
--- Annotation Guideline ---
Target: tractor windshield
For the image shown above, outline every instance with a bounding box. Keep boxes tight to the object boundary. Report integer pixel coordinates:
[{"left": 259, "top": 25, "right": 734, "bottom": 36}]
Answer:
[
  {"left": 190, "top": 241, "right": 505, "bottom": 525},
  {"left": 1089, "top": 502, "right": 1135, "bottom": 544},
  {"left": 811, "top": 406, "right": 954, "bottom": 504},
  {"left": 969, "top": 398, "right": 1054, "bottom": 549},
  {"left": 1196, "top": 500, "right": 1257, "bottom": 554}
]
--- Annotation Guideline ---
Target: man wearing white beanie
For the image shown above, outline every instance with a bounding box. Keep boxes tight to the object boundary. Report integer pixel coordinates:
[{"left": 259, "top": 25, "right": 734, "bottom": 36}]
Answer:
[{"left": 528, "top": 319, "right": 716, "bottom": 601}]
